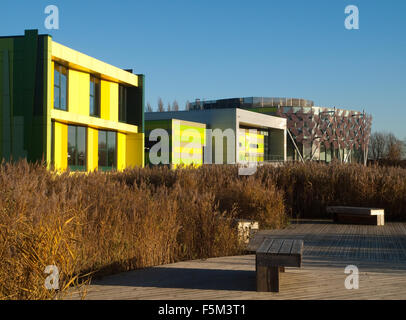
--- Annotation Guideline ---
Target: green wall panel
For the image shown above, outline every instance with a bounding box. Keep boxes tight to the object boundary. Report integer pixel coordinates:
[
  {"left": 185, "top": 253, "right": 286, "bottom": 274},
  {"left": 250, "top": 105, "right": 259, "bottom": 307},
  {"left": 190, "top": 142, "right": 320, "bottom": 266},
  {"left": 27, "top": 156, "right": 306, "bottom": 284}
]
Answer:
[
  {"left": 127, "top": 74, "right": 145, "bottom": 133},
  {"left": 0, "top": 30, "right": 48, "bottom": 163},
  {"left": 0, "top": 38, "right": 14, "bottom": 161}
]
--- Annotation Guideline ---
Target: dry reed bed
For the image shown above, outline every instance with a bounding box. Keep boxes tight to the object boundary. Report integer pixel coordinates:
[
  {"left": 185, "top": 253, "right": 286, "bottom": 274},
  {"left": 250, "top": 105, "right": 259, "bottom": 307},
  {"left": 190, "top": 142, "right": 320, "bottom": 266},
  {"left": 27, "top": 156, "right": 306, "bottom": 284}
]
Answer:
[
  {"left": 0, "top": 162, "right": 285, "bottom": 299},
  {"left": 256, "top": 161, "right": 406, "bottom": 220}
]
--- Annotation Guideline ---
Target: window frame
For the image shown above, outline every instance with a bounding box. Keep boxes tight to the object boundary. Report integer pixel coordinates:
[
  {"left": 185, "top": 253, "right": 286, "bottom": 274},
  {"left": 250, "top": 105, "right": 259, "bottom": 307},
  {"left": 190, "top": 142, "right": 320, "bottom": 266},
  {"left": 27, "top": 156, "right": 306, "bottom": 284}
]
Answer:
[
  {"left": 89, "top": 75, "right": 101, "bottom": 117},
  {"left": 118, "top": 84, "right": 127, "bottom": 123},
  {"left": 54, "top": 63, "right": 68, "bottom": 111},
  {"left": 68, "top": 125, "right": 87, "bottom": 172},
  {"left": 98, "top": 130, "right": 117, "bottom": 171}
]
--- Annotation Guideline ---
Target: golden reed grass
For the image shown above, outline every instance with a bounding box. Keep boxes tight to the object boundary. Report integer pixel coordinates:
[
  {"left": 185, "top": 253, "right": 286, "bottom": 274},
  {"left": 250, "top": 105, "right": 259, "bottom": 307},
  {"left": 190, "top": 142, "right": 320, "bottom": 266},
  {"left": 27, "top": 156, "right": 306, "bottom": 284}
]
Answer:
[
  {"left": 0, "top": 161, "right": 286, "bottom": 300},
  {"left": 256, "top": 161, "right": 406, "bottom": 220}
]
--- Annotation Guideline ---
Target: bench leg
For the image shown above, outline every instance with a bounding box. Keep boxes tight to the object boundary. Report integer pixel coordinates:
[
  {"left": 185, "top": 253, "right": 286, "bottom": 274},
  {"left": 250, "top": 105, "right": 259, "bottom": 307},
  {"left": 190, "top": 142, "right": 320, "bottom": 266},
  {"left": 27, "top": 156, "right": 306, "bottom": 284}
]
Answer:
[
  {"left": 256, "top": 265, "right": 268, "bottom": 292},
  {"left": 256, "top": 266, "right": 280, "bottom": 292},
  {"left": 269, "top": 266, "right": 280, "bottom": 292},
  {"left": 379, "top": 214, "right": 385, "bottom": 226}
]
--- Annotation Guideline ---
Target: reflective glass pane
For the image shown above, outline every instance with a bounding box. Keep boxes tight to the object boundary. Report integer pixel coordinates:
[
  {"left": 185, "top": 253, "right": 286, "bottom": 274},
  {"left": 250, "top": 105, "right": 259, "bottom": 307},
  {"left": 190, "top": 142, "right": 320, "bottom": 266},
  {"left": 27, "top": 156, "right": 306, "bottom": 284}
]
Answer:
[
  {"left": 107, "top": 132, "right": 117, "bottom": 167},
  {"left": 54, "top": 86, "right": 60, "bottom": 108},
  {"left": 61, "top": 74, "right": 67, "bottom": 110},
  {"left": 90, "top": 96, "right": 94, "bottom": 115},
  {"left": 94, "top": 81, "right": 100, "bottom": 116},
  {"left": 98, "top": 131, "right": 107, "bottom": 167},
  {"left": 54, "top": 68, "right": 60, "bottom": 86},
  {"left": 107, "top": 131, "right": 116, "bottom": 149},
  {"left": 119, "top": 85, "right": 127, "bottom": 122},
  {"left": 68, "top": 126, "right": 76, "bottom": 166},
  {"left": 98, "top": 131, "right": 107, "bottom": 150},
  {"left": 90, "top": 80, "right": 94, "bottom": 94},
  {"left": 77, "top": 127, "right": 86, "bottom": 166}
]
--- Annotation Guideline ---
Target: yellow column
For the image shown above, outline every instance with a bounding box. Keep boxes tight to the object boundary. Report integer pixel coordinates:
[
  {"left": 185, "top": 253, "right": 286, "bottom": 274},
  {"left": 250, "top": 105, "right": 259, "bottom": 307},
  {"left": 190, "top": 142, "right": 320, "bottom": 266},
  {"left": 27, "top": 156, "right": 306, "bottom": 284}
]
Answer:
[
  {"left": 68, "top": 69, "right": 90, "bottom": 116},
  {"left": 126, "top": 133, "right": 144, "bottom": 168},
  {"left": 117, "top": 132, "right": 126, "bottom": 171},
  {"left": 54, "top": 122, "right": 68, "bottom": 171},
  {"left": 87, "top": 127, "right": 98, "bottom": 172}
]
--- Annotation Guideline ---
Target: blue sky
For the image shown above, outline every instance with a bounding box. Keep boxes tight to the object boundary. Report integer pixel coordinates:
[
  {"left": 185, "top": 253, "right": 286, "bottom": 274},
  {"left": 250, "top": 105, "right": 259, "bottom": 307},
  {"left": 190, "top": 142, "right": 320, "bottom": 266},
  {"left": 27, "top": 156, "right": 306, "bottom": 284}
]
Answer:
[{"left": 1, "top": 0, "right": 405, "bottom": 138}]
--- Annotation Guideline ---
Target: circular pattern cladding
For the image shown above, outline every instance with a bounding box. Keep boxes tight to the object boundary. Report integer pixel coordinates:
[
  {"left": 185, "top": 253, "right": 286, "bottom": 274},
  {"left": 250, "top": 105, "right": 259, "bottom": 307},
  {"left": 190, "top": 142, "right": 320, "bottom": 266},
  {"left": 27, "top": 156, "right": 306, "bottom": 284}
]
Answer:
[{"left": 277, "top": 106, "right": 372, "bottom": 152}]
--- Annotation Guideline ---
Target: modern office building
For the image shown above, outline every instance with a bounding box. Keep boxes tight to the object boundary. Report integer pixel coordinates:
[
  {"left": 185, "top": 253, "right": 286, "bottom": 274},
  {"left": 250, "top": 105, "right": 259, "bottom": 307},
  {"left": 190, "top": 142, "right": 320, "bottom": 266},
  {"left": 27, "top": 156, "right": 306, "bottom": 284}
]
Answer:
[
  {"left": 145, "top": 118, "right": 206, "bottom": 167},
  {"left": 189, "top": 97, "right": 372, "bottom": 164},
  {"left": 145, "top": 108, "right": 287, "bottom": 166},
  {"left": 0, "top": 30, "right": 145, "bottom": 171}
]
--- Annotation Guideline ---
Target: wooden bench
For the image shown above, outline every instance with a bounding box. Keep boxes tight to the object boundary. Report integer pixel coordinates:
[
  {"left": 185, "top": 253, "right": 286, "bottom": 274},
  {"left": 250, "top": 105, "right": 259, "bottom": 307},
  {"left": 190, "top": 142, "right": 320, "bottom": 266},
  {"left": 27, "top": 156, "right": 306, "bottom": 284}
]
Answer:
[
  {"left": 256, "top": 238, "right": 303, "bottom": 292},
  {"left": 327, "top": 206, "right": 385, "bottom": 226}
]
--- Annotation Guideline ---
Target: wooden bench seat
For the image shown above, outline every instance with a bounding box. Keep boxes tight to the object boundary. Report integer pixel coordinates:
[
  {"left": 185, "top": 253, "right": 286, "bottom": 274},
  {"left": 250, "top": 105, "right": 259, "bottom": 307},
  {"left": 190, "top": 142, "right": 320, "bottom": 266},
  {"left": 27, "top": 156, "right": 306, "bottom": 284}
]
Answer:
[
  {"left": 327, "top": 206, "right": 385, "bottom": 226},
  {"left": 256, "top": 238, "right": 303, "bottom": 292}
]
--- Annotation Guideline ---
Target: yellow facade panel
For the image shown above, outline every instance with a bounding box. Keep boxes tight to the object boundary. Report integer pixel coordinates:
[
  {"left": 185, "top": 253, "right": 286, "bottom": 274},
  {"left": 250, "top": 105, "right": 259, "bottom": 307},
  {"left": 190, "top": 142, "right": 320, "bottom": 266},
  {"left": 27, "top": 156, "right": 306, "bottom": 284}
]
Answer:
[
  {"left": 87, "top": 127, "right": 98, "bottom": 172},
  {"left": 109, "top": 82, "right": 119, "bottom": 122},
  {"left": 100, "top": 80, "right": 110, "bottom": 121},
  {"left": 68, "top": 69, "right": 90, "bottom": 116},
  {"left": 126, "top": 133, "right": 144, "bottom": 168},
  {"left": 100, "top": 80, "right": 119, "bottom": 122},
  {"left": 117, "top": 132, "right": 126, "bottom": 171},
  {"left": 54, "top": 122, "right": 68, "bottom": 171}
]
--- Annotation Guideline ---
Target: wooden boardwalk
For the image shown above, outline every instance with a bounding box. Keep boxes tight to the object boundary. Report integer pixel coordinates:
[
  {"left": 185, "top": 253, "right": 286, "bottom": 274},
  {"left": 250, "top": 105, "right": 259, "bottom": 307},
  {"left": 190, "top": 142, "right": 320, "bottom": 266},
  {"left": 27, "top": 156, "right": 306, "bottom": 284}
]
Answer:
[{"left": 67, "top": 221, "right": 406, "bottom": 300}]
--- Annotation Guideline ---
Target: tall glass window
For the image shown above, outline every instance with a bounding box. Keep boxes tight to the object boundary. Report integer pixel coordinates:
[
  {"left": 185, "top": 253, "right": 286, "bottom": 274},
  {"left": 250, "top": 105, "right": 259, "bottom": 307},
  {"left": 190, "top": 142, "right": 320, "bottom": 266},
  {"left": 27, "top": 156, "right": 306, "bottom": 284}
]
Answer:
[
  {"left": 54, "top": 63, "right": 67, "bottom": 110},
  {"left": 90, "top": 76, "right": 100, "bottom": 117},
  {"left": 68, "top": 125, "right": 86, "bottom": 171},
  {"left": 119, "top": 85, "right": 127, "bottom": 123},
  {"left": 98, "top": 130, "right": 117, "bottom": 170}
]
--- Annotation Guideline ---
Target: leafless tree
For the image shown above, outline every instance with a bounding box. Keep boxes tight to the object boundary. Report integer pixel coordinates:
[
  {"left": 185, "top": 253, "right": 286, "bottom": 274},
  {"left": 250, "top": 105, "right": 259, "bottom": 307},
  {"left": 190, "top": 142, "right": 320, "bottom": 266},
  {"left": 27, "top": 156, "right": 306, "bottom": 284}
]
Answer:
[
  {"left": 172, "top": 100, "right": 179, "bottom": 111},
  {"left": 369, "top": 132, "right": 387, "bottom": 160},
  {"left": 369, "top": 132, "right": 404, "bottom": 161},
  {"left": 386, "top": 133, "right": 403, "bottom": 161},
  {"left": 167, "top": 103, "right": 171, "bottom": 112},
  {"left": 157, "top": 98, "right": 164, "bottom": 112},
  {"left": 403, "top": 139, "right": 406, "bottom": 159},
  {"left": 146, "top": 102, "right": 153, "bottom": 112},
  {"left": 185, "top": 100, "right": 190, "bottom": 111}
]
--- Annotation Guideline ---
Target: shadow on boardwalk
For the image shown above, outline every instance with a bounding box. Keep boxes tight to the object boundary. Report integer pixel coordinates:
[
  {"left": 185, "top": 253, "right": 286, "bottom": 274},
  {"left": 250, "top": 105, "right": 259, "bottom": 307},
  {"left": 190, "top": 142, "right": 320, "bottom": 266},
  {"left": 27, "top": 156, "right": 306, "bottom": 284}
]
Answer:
[{"left": 91, "top": 267, "right": 256, "bottom": 291}]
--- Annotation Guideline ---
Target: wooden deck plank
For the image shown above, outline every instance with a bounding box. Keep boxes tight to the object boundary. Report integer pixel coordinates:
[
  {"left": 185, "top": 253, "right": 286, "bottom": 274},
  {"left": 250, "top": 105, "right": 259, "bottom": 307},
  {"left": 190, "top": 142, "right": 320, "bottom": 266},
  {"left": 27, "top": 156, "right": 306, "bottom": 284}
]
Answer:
[
  {"left": 267, "top": 239, "right": 284, "bottom": 254},
  {"left": 278, "top": 240, "right": 294, "bottom": 254},
  {"left": 256, "top": 238, "right": 273, "bottom": 254},
  {"left": 290, "top": 240, "right": 303, "bottom": 255}
]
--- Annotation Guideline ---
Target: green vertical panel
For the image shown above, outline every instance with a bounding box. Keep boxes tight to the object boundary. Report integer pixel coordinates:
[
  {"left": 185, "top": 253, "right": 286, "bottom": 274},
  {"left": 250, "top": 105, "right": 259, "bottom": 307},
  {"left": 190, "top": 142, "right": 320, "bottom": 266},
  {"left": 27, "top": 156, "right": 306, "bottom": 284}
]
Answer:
[
  {"left": 137, "top": 74, "right": 145, "bottom": 133},
  {"left": 10, "top": 30, "right": 47, "bottom": 163},
  {"left": 31, "top": 35, "right": 48, "bottom": 163},
  {"left": 21, "top": 29, "right": 37, "bottom": 160},
  {"left": 12, "top": 32, "right": 34, "bottom": 160},
  {"left": 43, "top": 36, "right": 52, "bottom": 166},
  {"left": 0, "top": 50, "right": 11, "bottom": 160},
  {"left": 126, "top": 74, "right": 145, "bottom": 133},
  {"left": 0, "top": 50, "right": 2, "bottom": 158},
  {"left": 0, "top": 38, "right": 13, "bottom": 161}
]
